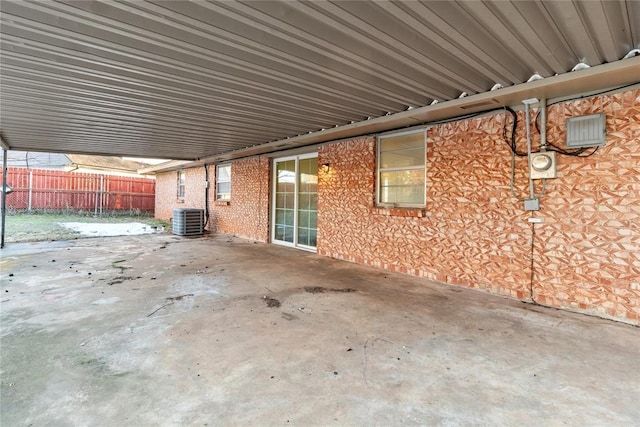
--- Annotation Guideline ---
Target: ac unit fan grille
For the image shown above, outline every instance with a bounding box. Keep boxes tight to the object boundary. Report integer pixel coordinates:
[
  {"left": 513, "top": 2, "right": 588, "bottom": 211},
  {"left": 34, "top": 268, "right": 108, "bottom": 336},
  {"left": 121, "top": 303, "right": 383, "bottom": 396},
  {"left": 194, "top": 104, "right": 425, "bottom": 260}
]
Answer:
[{"left": 172, "top": 208, "right": 204, "bottom": 236}]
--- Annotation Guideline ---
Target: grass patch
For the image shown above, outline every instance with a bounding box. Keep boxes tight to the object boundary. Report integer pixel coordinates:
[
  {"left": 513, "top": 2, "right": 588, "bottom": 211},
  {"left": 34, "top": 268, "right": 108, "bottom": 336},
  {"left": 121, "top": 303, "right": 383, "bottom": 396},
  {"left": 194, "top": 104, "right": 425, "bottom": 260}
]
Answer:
[{"left": 3, "top": 213, "right": 171, "bottom": 243}]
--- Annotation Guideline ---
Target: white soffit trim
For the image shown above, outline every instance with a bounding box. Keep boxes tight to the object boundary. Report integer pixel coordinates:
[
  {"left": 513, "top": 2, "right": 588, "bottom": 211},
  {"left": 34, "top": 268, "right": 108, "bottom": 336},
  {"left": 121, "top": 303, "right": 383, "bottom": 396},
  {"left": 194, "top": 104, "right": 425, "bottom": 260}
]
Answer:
[{"left": 138, "top": 160, "right": 192, "bottom": 175}]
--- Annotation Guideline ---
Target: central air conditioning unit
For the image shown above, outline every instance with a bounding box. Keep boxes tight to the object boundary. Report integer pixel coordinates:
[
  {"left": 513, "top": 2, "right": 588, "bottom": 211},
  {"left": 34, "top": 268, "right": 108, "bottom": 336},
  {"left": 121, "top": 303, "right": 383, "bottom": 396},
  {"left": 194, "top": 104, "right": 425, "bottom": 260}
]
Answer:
[{"left": 172, "top": 208, "right": 204, "bottom": 236}]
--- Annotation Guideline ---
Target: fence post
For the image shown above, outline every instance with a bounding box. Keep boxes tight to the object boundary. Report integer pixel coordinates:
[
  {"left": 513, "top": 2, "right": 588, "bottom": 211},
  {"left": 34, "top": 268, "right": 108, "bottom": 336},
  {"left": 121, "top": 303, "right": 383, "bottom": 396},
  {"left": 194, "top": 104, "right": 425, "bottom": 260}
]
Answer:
[
  {"left": 99, "top": 175, "right": 104, "bottom": 217},
  {"left": 1, "top": 149, "right": 8, "bottom": 248},
  {"left": 28, "top": 169, "right": 33, "bottom": 212}
]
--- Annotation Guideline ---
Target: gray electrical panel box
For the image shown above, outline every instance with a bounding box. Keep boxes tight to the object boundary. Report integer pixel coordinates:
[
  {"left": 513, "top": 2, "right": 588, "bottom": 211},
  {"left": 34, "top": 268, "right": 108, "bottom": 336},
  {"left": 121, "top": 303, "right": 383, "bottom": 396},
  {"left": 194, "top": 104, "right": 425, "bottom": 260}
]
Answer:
[
  {"left": 524, "top": 198, "right": 540, "bottom": 211},
  {"left": 566, "top": 113, "right": 606, "bottom": 148}
]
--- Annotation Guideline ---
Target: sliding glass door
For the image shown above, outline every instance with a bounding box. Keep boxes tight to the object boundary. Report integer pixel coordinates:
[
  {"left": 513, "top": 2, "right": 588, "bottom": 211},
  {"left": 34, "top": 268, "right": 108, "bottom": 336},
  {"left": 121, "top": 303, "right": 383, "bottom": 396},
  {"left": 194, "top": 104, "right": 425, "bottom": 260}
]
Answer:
[{"left": 272, "top": 154, "right": 318, "bottom": 251}]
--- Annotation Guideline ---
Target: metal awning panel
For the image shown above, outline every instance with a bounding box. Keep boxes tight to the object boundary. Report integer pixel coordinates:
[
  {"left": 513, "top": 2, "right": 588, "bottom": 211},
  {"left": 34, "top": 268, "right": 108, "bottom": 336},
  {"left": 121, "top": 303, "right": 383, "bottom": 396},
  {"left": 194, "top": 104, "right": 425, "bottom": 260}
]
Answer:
[{"left": 1, "top": 0, "right": 638, "bottom": 160}]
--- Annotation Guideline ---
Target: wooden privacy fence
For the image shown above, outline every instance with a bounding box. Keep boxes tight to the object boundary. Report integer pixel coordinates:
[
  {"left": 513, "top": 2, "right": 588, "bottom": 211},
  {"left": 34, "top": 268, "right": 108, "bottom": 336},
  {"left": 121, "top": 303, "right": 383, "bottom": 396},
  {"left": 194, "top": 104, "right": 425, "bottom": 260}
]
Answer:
[{"left": 2, "top": 168, "right": 155, "bottom": 214}]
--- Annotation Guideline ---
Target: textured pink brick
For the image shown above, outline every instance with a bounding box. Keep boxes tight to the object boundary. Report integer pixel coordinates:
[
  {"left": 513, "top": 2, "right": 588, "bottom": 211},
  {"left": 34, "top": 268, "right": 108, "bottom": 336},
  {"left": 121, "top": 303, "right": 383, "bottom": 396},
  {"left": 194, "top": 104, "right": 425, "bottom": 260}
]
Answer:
[
  {"left": 156, "top": 90, "right": 639, "bottom": 325},
  {"left": 155, "top": 157, "right": 270, "bottom": 241},
  {"left": 155, "top": 168, "right": 206, "bottom": 222},
  {"left": 210, "top": 156, "right": 270, "bottom": 242},
  {"left": 317, "top": 90, "right": 639, "bottom": 325}
]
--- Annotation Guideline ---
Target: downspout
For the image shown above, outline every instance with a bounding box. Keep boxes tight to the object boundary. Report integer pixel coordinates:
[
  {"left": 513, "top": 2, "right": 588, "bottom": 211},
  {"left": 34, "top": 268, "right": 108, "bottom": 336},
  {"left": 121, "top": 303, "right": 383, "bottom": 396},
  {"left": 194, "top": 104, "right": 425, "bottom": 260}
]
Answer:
[{"left": 204, "top": 164, "right": 210, "bottom": 230}]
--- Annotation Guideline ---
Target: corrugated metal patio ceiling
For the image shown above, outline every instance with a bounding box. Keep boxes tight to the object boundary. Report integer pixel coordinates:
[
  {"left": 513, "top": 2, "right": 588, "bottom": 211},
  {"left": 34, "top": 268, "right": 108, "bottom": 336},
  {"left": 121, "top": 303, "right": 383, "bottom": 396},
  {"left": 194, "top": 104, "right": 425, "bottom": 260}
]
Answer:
[{"left": 1, "top": 1, "right": 639, "bottom": 161}]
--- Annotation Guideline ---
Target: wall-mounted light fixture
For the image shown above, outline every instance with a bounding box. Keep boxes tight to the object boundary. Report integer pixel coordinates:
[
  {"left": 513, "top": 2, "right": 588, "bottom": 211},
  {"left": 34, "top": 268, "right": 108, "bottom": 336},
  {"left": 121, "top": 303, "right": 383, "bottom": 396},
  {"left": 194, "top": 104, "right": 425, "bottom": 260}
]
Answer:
[{"left": 321, "top": 162, "right": 330, "bottom": 172}]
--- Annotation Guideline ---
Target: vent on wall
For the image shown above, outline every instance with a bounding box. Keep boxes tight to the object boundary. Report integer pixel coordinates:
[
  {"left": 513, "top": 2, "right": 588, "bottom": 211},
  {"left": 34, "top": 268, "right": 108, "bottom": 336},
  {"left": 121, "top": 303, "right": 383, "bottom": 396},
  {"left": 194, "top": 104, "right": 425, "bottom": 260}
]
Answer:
[
  {"left": 566, "top": 113, "right": 606, "bottom": 148},
  {"left": 172, "top": 208, "right": 204, "bottom": 236}
]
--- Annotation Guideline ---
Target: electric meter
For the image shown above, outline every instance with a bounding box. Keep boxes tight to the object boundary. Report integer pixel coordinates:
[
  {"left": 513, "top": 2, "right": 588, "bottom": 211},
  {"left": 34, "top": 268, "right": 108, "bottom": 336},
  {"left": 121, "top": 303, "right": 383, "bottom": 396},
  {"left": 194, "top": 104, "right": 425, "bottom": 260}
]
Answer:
[
  {"left": 529, "top": 152, "right": 557, "bottom": 179},
  {"left": 532, "top": 153, "right": 553, "bottom": 171}
]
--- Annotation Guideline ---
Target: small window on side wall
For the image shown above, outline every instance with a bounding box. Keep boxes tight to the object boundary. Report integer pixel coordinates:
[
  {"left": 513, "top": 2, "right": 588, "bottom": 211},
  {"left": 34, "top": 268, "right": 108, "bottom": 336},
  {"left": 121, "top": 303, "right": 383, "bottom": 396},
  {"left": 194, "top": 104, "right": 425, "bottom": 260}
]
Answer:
[
  {"left": 377, "top": 129, "right": 426, "bottom": 208},
  {"left": 216, "top": 164, "right": 231, "bottom": 201},
  {"left": 177, "top": 170, "right": 185, "bottom": 200}
]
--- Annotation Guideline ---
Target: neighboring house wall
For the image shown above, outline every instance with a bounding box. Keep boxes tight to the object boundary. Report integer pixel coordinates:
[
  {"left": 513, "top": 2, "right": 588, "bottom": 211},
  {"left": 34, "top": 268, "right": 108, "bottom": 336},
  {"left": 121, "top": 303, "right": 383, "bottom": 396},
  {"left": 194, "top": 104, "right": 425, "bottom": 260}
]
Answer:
[{"left": 156, "top": 90, "right": 639, "bottom": 324}]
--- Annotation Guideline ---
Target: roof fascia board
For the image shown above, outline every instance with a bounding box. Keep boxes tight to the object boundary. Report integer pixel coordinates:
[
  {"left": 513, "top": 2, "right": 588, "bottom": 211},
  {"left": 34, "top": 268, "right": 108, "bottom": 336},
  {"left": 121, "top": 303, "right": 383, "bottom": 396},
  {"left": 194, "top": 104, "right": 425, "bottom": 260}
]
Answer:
[
  {"left": 68, "top": 163, "right": 139, "bottom": 173},
  {"left": 0, "top": 134, "right": 11, "bottom": 150},
  {"left": 138, "top": 159, "right": 192, "bottom": 175}
]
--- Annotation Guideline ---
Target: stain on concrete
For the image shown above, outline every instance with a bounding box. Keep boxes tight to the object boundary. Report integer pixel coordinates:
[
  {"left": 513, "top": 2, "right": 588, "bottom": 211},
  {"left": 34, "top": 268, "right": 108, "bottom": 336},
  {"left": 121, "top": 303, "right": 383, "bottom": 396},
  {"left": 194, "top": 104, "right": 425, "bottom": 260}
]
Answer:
[
  {"left": 281, "top": 312, "right": 298, "bottom": 321},
  {"left": 166, "top": 294, "right": 194, "bottom": 301},
  {"left": 107, "top": 276, "right": 138, "bottom": 286},
  {"left": 1, "top": 234, "right": 638, "bottom": 426},
  {"left": 91, "top": 297, "right": 120, "bottom": 305},
  {"left": 304, "top": 286, "right": 356, "bottom": 294},
  {"left": 262, "top": 296, "right": 281, "bottom": 308}
]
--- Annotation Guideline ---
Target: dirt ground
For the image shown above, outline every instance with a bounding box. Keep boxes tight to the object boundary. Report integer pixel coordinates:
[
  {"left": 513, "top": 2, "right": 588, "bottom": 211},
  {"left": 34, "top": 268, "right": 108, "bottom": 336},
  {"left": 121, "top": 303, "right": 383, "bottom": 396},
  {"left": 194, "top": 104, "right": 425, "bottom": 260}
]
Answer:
[{"left": 1, "top": 234, "right": 638, "bottom": 426}]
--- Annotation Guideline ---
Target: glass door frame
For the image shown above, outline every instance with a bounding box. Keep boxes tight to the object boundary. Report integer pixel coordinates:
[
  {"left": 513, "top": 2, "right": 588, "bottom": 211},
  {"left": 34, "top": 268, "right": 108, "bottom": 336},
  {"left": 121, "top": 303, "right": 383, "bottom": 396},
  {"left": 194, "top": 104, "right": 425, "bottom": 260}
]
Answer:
[{"left": 271, "top": 153, "right": 318, "bottom": 252}]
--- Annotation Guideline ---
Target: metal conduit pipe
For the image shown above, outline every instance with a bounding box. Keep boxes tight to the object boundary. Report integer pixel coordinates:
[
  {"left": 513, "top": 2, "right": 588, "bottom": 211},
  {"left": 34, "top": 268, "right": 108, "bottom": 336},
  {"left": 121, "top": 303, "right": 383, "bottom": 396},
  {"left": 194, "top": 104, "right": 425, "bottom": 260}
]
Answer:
[
  {"left": 525, "top": 101, "right": 535, "bottom": 199},
  {"left": 510, "top": 144, "right": 524, "bottom": 201},
  {"left": 540, "top": 98, "right": 547, "bottom": 151}
]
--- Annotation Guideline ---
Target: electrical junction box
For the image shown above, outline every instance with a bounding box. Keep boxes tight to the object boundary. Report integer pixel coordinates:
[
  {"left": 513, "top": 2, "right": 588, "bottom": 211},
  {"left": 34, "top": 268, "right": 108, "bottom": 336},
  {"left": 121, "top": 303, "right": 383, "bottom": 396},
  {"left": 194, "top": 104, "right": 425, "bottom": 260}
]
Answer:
[
  {"left": 524, "top": 198, "right": 540, "bottom": 211},
  {"left": 529, "top": 151, "right": 557, "bottom": 180}
]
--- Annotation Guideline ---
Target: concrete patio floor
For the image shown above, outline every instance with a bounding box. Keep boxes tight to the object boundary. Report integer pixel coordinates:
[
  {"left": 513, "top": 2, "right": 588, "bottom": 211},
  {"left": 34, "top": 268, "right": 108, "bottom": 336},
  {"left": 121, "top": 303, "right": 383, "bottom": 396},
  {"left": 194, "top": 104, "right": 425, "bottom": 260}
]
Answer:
[{"left": 1, "top": 234, "right": 638, "bottom": 426}]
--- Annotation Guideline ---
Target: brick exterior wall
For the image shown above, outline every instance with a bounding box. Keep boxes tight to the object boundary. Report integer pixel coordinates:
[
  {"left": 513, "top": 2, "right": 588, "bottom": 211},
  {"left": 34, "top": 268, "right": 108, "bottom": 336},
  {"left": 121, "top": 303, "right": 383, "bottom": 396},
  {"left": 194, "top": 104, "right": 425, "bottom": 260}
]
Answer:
[
  {"left": 155, "top": 168, "right": 206, "bottom": 221},
  {"left": 155, "top": 156, "right": 270, "bottom": 242},
  {"left": 210, "top": 156, "right": 270, "bottom": 242},
  {"left": 317, "top": 134, "right": 532, "bottom": 299},
  {"left": 156, "top": 90, "right": 639, "bottom": 324},
  {"left": 533, "top": 91, "right": 640, "bottom": 322},
  {"left": 318, "top": 89, "right": 639, "bottom": 324}
]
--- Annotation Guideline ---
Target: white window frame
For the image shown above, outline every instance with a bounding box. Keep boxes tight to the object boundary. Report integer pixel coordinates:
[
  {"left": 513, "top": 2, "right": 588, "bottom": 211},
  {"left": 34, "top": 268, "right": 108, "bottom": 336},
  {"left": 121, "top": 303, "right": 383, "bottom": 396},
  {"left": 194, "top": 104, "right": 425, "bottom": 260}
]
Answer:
[
  {"left": 216, "top": 164, "right": 231, "bottom": 201},
  {"left": 271, "top": 153, "right": 318, "bottom": 252},
  {"left": 177, "top": 170, "right": 185, "bottom": 200},
  {"left": 376, "top": 129, "right": 427, "bottom": 208}
]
